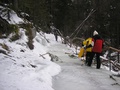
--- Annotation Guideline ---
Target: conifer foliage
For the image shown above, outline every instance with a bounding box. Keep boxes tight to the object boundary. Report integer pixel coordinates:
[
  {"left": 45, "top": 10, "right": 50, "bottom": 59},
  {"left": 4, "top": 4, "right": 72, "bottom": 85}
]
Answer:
[{"left": 0, "top": 0, "right": 120, "bottom": 47}]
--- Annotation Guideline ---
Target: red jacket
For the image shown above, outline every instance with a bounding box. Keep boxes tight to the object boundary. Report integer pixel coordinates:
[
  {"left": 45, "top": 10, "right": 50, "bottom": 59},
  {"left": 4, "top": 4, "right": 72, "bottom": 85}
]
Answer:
[{"left": 92, "top": 35, "right": 104, "bottom": 53}]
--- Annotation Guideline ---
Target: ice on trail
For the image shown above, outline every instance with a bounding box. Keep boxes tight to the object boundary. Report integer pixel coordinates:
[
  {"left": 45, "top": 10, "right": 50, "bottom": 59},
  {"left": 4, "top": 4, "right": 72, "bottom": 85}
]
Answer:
[{"left": 47, "top": 39, "right": 120, "bottom": 90}]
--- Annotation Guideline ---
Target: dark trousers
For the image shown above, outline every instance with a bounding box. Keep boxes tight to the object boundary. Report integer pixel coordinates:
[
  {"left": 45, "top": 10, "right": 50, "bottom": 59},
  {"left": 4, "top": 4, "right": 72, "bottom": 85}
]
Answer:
[
  {"left": 88, "top": 52, "right": 101, "bottom": 69},
  {"left": 85, "top": 52, "right": 92, "bottom": 65}
]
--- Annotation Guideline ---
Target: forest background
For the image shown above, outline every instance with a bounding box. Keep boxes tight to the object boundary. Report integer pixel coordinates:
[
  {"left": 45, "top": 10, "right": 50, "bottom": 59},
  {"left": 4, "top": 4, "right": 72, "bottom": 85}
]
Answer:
[{"left": 0, "top": 0, "right": 120, "bottom": 48}]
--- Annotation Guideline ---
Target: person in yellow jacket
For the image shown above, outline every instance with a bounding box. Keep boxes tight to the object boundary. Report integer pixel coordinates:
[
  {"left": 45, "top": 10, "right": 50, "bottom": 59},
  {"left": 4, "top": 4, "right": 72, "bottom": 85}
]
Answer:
[{"left": 78, "top": 37, "right": 92, "bottom": 65}]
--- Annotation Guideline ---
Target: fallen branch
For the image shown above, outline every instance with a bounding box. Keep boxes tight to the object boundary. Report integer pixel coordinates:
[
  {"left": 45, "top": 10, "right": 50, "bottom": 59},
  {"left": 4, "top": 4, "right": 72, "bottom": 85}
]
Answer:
[
  {"left": 109, "top": 75, "right": 116, "bottom": 81},
  {"left": 110, "top": 75, "right": 120, "bottom": 86},
  {"left": 28, "top": 62, "right": 37, "bottom": 68},
  {"left": 111, "top": 83, "right": 120, "bottom": 86},
  {"left": 101, "top": 59, "right": 120, "bottom": 71},
  {"left": 39, "top": 53, "right": 48, "bottom": 59},
  {"left": 111, "top": 61, "right": 120, "bottom": 70},
  {"left": 0, "top": 49, "right": 8, "bottom": 55},
  {"left": 70, "top": 9, "right": 96, "bottom": 38}
]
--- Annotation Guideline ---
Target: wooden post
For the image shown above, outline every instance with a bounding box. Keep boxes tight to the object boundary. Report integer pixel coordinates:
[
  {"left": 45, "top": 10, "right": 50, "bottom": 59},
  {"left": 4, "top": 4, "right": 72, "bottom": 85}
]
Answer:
[
  {"left": 108, "top": 49, "right": 112, "bottom": 71},
  {"left": 118, "top": 52, "right": 119, "bottom": 63}
]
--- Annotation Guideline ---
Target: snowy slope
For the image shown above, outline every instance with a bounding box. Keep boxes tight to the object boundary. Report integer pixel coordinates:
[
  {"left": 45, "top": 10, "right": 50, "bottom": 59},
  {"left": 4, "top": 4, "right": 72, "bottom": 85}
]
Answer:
[
  {"left": 0, "top": 30, "right": 61, "bottom": 90},
  {"left": 0, "top": 5, "right": 61, "bottom": 90}
]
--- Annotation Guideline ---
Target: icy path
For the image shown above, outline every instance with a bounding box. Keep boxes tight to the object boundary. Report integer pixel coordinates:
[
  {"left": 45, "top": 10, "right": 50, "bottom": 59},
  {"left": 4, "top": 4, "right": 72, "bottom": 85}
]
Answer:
[{"left": 48, "top": 42, "right": 120, "bottom": 90}]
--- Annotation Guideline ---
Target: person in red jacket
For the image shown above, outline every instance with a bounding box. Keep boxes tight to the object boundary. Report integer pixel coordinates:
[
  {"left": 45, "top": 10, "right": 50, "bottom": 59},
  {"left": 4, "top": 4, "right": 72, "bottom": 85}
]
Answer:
[{"left": 87, "top": 30, "right": 104, "bottom": 69}]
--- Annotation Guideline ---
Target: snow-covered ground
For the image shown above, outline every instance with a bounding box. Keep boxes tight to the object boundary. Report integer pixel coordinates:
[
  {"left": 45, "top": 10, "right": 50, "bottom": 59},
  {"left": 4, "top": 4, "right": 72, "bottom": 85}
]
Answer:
[
  {"left": 0, "top": 31, "right": 61, "bottom": 90},
  {"left": 0, "top": 5, "right": 120, "bottom": 90},
  {"left": 0, "top": 30, "right": 120, "bottom": 90},
  {"left": 0, "top": 5, "right": 61, "bottom": 90},
  {"left": 47, "top": 40, "right": 120, "bottom": 90}
]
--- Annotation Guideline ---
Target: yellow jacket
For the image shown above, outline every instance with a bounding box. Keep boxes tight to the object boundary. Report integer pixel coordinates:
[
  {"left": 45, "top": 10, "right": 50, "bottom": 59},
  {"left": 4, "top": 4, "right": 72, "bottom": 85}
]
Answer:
[{"left": 82, "top": 38, "right": 92, "bottom": 52}]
